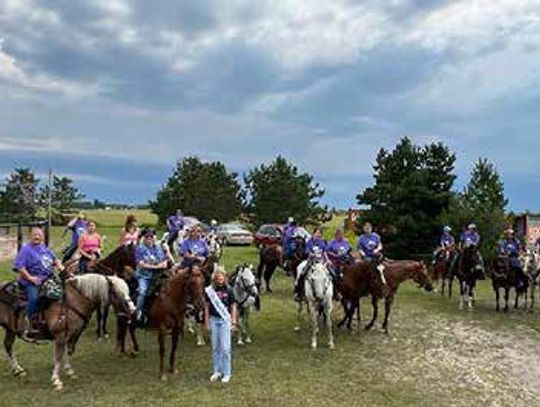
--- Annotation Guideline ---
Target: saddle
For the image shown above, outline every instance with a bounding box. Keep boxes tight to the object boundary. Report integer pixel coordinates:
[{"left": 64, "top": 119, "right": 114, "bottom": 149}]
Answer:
[{"left": 140, "top": 269, "right": 170, "bottom": 321}]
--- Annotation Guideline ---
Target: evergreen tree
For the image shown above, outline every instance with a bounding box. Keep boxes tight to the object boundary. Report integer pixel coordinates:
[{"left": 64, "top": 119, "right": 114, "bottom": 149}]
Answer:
[
  {"left": 244, "top": 156, "right": 326, "bottom": 226},
  {"left": 150, "top": 157, "right": 242, "bottom": 224},
  {"left": 357, "top": 137, "right": 456, "bottom": 258},
  {"left": 0, "top": 168, "right": 40, "bottom": 222},
  {"left": 40, "top": 175, "right": 84, "bottom": 222}
]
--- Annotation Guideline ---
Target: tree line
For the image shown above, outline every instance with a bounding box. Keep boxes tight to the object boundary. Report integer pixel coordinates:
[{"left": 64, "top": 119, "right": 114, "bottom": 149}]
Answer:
[
  {"left": 149, "top": 155, "right": 327, "bottom": 227},
  {"left": 0, "top": 169, "right": 83, "bottom": 224}
]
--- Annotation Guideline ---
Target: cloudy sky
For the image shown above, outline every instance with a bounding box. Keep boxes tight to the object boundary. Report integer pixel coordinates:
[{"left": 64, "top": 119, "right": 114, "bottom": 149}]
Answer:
[{"left": 1, "top": 0, "right": 539, "bottom": 210}]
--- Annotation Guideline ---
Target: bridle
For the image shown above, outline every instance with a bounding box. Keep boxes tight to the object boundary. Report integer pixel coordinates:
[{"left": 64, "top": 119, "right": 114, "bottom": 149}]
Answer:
[{"left": 236, "top": 270, "right": 258, "bottom": 307}]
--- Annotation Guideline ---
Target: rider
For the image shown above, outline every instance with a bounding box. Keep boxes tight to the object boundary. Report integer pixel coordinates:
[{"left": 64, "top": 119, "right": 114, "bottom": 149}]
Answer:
[
  {"left": 357, "top": 222, "right": 386, "bottom": 285},
  {"left": 134, "top": 228, "right": 168, "bottom": 321},
  {"left": 459, "top": 223, "right": 484, "bottom": 275},
  {"left": 498, "top": 228, "right": 526, "bottom": 289},
  {"left": 293, "top": 227, "right": 327, "bottom": 301},
  {"left": 119, "top": 214, "right": 140, "bottom": 246},
  {"left": 209, "top": 219, "right": 219, "bottom": 235},
  {"left": 433, "top": 225, "right": 455, "bottom": 264},
  {"left": 179, "top": 226, "right": 209, "bottom": 269},
  {"left": 282, "top": 217, "right": 298, "bottom": 267},
  {"left": 166, "top": 209, "right": 186, "bottom": 247},
  {"left": 13, "top": 227, "right": 64, "bottom": 340},
  {"left": 77, "top": 220, "right": 102, "bottom": 275},
  {"left": 62, "top": 211, "right": 87, "bottom": 263},
  {"left": 326, "top": 228, "right": 352, "bottom": 267}
]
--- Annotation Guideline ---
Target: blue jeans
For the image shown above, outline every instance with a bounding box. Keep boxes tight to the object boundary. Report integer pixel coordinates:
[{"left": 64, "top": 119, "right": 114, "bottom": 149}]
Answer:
[
  {"left": 210, "top": 316, "right": 232, "bottom": 377},
  {"left": 136, "top": 274, "right": 152, "bottom": 313},
  {"left": 20, "top": 283, "right": 39, "bottom": 319}
]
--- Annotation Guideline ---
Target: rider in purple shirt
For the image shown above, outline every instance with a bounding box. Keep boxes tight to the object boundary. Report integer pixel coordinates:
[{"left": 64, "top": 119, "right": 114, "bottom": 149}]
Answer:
[
  {"left": 179, "top": 226, "right": 209, "bottom": 268},
  {"left": 13, "top": 228, "right": 64, "bottom": 339},
  {"left": 62, "top": 212, "right": 87, "bottom": 262},
  {"left": 356, "top": 222, "right": 383, "bottom": 261},
  {"left": 326, "top": 229, "right": 352, "bottom": 266},
  {"left": 166, "top": 209, "right": 186, "bottom": 246},
  {"left": 498, "top": 228, "right": 526, "bottom": 288}
]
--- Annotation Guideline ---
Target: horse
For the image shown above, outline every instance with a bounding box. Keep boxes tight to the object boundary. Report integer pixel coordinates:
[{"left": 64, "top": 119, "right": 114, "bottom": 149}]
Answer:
[
  {"left": 283, "top": 236, "right": 307, "bottom": 277},
  {"left": 256, "top": 244, "right": 283, "bottom": 293},
  {"left": 338, "top": 260, "right": 433, "bottom": 334},
  {"left": 431, "top": 247, "right": 456, "bottom": 297},
  {"left": 85, "top": 244, "right": 138, "bottom": 342},
  {"left": 229, "top": 264, "right": 260, "bottom": 345},
  {"left": 491, "top": 254, "right": 529, "bottom": 312},
  {"left": 455, "top": 245, "right": 482, "bottom": 310},
  {"left": 522, "top": 249, "right": 540, "bottom": 311},
  {"left": 301, "top": 261, "right": 335, "bottom": 349},
  {"left": 146, "top": 266, "right": 206, "bottom": 382},
  {"left": 0, "top": 274, "right": 135, "bottom": 390},
  {"left": 205, "top": 234, "right": 222, "bottom": 263}
]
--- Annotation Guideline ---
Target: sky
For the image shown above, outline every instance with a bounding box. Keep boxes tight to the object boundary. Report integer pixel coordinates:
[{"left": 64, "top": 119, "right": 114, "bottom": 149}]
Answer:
[{"left": 1, "top": 0, "right": 539, "bottom": 211}]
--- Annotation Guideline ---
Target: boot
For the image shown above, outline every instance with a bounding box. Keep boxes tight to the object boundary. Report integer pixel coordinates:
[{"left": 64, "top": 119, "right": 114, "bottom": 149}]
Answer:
[{"left": 22, "top": 317, "right": 40, "bottom": 342}]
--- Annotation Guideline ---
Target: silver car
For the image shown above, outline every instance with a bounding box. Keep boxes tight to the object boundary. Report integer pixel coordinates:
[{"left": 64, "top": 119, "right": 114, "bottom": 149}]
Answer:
[{"left": 216, "top": 224, "right": 254, "bottom": 246}]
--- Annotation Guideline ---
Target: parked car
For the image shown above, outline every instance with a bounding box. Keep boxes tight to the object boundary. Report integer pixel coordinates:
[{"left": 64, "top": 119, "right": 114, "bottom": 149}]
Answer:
[
  {"left": 216, "top": 223, "right": 254, "bottom": 246},
  {"left": 254, "top": 224, "right": 312, "bottom": 247}
]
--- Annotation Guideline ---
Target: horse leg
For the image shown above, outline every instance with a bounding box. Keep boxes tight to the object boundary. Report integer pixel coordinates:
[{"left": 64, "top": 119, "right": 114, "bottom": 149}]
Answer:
[
  {"left": 102, "top": 306, "right": 109, "bottom": 339},
  {"left": 458, "top": 280, "right": 465, "bottom": 310},
  {"left": 4, "top": 329, "right": 25, "bottom": 377},
  {"left": 195, "top": 318, "right": 206, "bottom": 347},
  {"left": 531, "top": 284, "right": 536, "bottom": 313},
  {"left": 514, "top": 286, "right": 519, "bottom": 310},
  {"left": 116, "top": 316, "right": 127, "bottom": 355},
  {"left": 467, "top": 283, "right": 473, "bottom": 310},
  {"left": 51, "top": 340, "right": 66, "bottom": 391},
  {"left": 129, "top": 321, "right": 140, "bottom": 354},
  {"left": 355, "top": 299, "right": 361, "bottom": 332},
  {"left": 504, "top": 286, "right": 510, "bottom": 313},
  {"left": 382, "top": 297, "right": 394, "bottom": 334},
  {"left": 244, "top": 309, "right": 252, "bottom": 344},
  {"left": 158, "top": 327, "right": 167, "bottom": 382},
  {"left": 365, "top": 296, "right": 378, "bottom": 331},
  {"left": 63, "top": 351, "right": 76, "bottom": 379},
  {"left": 264, "top": 265, "right": 275, "bottom": 293},
  {"left": 307, "top": 301, "right": 318, "bottom": 349},
  {"left": 495, "top": 285, "right": 500, "bottom": 312},
  {"left": 448, "top": 276, "right": 453, "bottom": 298},
  {"left": 295, "top": 300, "right": 303, "bottom": 332},
  {"left": 337, "top": 300, "right": 347, "bottom": 329},
  {"left": 441, "top": 278, "right": 445, "bottom": 296},
  {"left": 169, "top": 323, "right": 180, "bottom": 375},
  {"left": 326, "top": 301, "right": 335, "bottom": 350}
]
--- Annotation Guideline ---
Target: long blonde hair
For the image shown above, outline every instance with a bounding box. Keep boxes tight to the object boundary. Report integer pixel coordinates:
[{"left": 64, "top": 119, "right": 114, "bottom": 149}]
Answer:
[{"left": 211, "top": 265, "right": 227, "bottom": 286}]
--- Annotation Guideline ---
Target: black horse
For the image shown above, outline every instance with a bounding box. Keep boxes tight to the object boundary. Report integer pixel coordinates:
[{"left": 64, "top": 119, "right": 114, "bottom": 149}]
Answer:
[{"left": 491, "top": 255, "right": 528, "bottom": 312}]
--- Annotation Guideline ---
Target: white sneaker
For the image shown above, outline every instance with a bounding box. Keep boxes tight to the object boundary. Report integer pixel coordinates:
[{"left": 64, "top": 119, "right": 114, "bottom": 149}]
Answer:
[
  {"left": 221, "top": 375, "right": 231, "bottom": 383},
  {"left": 210, "top": 373, "right": 221, "bottom": 383}
]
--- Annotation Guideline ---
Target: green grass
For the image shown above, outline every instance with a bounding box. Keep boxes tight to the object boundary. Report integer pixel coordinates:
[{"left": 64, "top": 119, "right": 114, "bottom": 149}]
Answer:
[{"left": 1, "top": 211, "right": 539, "bottom": 406}]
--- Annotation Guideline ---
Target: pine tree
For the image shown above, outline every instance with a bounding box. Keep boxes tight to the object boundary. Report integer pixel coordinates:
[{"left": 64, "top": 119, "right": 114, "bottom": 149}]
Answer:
[
  {"left": 244, "top": 156, "right": 326, "bottom": 226},
  {"left": 0, "top": 168, "right": 40, "bottom": 222}
]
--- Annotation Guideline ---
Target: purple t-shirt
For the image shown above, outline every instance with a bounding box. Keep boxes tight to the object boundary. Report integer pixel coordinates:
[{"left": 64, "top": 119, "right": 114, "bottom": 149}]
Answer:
[
  {"left": 179, "top": 238, "right": 208, "bottom": 257},
  {"left": 71, "top": 219, "right": 88, "bottom": 245},
  {"left": 13, "top": 243, "right": 56, "bottom": 287},
  {"left": 327, "top": 238, "right": 351, "bottom": 259}
]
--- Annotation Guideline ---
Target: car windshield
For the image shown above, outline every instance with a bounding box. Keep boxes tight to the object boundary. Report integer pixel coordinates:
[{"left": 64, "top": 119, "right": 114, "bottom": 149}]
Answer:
[{"left": 221, "top": 224, "right": 245, "bottom": 231}]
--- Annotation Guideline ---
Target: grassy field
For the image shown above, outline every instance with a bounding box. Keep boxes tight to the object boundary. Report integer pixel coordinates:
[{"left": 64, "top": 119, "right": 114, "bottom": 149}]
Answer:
[{"left": 1, "top": 211, "right": 539, "bottom": 406}]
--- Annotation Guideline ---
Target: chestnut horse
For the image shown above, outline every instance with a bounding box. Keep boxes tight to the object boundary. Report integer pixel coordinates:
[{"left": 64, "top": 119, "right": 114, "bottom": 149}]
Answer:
[
  {"left": 338, "top": 260, "right": 433, "bottom": 334},
  {"left": 146, "top": 267, "right": 206, "bottom": 381},
  {"left": 0, "top": 274, "right": 134, "bottom": 390}
]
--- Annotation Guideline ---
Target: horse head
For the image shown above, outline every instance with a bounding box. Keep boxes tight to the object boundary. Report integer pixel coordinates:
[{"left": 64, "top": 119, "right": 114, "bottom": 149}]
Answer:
[
  {"left": 185, "top": 264, "right": 206, "bottom": 311},
  {"left": 306, "top": 262, "right": 332, "bottom": 302},
  {"left": 411, "top": 262, "right": 434, "bottom": 292},
  {"left": 234, "top": 263, "right": 260, "bottom": 310},
  {"left": 106, "top": 275, "right": 136, "bottom": 318}
]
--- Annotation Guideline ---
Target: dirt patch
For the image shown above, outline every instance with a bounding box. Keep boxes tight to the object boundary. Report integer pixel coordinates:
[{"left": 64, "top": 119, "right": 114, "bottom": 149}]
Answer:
[
  {"left": 0, "top": 235, "right": 16, "bottom": 262},
  {"left": 409, "top": 317, "right": 540, "bottom": 406}
]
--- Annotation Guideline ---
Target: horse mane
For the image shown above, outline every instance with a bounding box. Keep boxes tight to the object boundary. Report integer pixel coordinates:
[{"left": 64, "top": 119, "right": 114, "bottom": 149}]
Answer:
[
  {"left": 98, "top": 244, "right": 136, "bottom": 273},
  {"left": 69, "top": 274, "right": 109, "bottom": 305}
]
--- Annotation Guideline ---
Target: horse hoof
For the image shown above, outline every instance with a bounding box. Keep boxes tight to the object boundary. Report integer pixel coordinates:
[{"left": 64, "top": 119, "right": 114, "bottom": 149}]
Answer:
[
  {"left": 13, "top": 369, "right": 26, "bottom": 378},
  {"left": 245, "top": 337, "right": 252, "bottom": 344},
  {"left": 294, "top": 326, "right": 300, "bottom": 332},
  {"left": 160, "top": 375, "right": 168, "bottom": 383},
  {"left": 65, "top": 369, "right": 76, "bottom": 379},
  {"left": 52, "top": 380, "right": 63, "bottom": 391},
  {"left": 329, "top": 343, "right": 335, "bottom": 350},
  {"left": 170, "top": 369, "right": 179, "bottom": 376},
  {"left": 311, "top": 343, "right": 317, "bottom": 349},
  {"left": 196, "top": 340, "right": 206, "bottom": 347},
  {"left": 104, "top": 334, "right": 109, "bottom": 340},
  {"left": 238, "top": 340, "right": 244, "bottom": 346}
]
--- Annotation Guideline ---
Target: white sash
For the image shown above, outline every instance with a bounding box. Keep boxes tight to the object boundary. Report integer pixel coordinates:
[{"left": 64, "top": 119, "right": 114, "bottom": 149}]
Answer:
[{"left": 205, "top": 285, "right": 231, "bottom": 326}]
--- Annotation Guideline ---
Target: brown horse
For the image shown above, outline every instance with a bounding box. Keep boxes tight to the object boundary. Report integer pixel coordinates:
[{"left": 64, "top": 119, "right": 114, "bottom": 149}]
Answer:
[
  {"left": 0, "top": 274, "right": 134, "bottom": 390},
  {"left": 146, "top": 266, "right": 205, "bottom": 381},
  {"left": 256, "top": 244, "right": 283, "bottom": 293},
  {"left": 491, "top": 255, "right": 528, "bottom": 312},
  {"left": 338, "top": 260, "right": 433, "bottom": 334},
  {"left": 431, "top": 248, "right": 456, "bottom": 297}
]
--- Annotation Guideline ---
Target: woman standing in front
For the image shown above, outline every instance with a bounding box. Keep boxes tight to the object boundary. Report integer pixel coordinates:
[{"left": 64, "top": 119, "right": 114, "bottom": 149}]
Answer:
[
  {"left": 77, "top": 220, "right": 102, "bottom": 274},
  {"left": 204, "top": 268, "right": 238, "bottom": 384}
]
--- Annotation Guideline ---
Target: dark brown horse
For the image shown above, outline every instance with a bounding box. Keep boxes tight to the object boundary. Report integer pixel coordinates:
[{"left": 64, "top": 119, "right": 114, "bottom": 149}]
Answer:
[
  {"left": 338, "top": 260, "right": 433, "bottom": 334},
  {"left": 256, "top": 244, "right": 283, "bottom": 293},
  {"left": 491, "top": 255, "right": 528, "bottom": 312},
  {"left": 455, "top": 245, "right": 482, "bottom": 310},
  {"left": 146, "top": 266, "right": 206, "bottom": 381},
  {"left": 431, "top": 247, "right": 456, "bottom": 297},
  {"left": 0, "top": 274, "right": 134, "bottom": 390}
]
